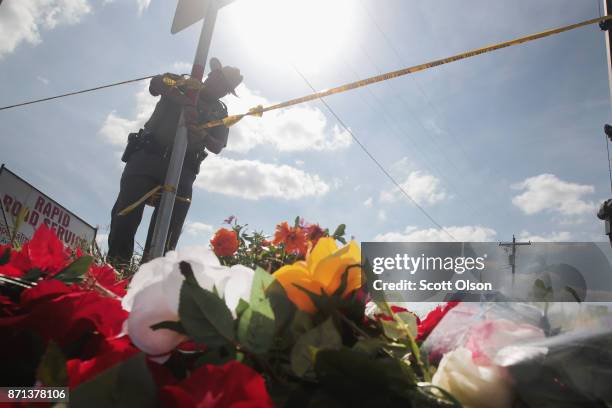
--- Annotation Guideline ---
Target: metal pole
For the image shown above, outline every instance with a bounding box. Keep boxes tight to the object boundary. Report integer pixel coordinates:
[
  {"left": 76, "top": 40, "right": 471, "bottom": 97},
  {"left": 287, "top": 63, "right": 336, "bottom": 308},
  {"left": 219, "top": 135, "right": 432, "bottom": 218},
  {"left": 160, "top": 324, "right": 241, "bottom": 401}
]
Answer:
[
  {"left": 605, "top": 0, "right": 612, "bottom": 105},
  {"left": 148, "top": 0, "right": 219, "bottom": 258}
]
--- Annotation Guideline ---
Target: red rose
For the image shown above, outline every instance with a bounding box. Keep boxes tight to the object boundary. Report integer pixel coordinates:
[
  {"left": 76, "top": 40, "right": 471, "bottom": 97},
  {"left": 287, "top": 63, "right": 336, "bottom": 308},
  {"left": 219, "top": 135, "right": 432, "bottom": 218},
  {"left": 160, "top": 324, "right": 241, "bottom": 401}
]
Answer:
[
  {"left": 88, "top": 264, "right": 128, "bottom": 297},
  {"left": 160, "top": 361, "right": 273, "bottom": 408},
  {"left": 416, "top": 301, "right": 459, "bottom": 342},
  {"left": 210, "top": 228, "right": 239, "bottom": 257}
]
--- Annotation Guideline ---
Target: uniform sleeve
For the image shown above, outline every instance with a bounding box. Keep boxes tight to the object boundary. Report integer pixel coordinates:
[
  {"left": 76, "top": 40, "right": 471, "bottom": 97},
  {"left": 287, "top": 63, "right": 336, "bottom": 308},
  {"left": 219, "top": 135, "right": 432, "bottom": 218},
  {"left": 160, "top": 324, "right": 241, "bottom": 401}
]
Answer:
[
  {"left": 149, "top": 73, "right": 171, "bottom": 96},
  {"left": 203, "top": 126, "right": 229, "bottom": 154},
  {"left": 149, "top": 73, "right": 192, "bottom": 105}
]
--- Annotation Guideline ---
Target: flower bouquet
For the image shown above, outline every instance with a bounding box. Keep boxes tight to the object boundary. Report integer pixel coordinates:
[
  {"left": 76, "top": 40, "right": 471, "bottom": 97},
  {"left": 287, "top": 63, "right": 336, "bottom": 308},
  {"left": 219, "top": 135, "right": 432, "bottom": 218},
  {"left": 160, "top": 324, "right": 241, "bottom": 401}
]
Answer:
[{"left": 2, "top": 220, "right": 611, "bottom": 407}]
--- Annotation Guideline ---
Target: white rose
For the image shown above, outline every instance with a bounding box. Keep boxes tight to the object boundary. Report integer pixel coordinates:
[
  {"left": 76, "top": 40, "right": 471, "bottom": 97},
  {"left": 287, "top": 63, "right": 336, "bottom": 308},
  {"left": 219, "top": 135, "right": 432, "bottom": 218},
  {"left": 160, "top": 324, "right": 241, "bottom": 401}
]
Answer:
[
  {"left": 123, "top": 246, "right": 254, "bottom": 358},
  {"left": 432, "top": 347, "right": 514, "bottom": 408}
]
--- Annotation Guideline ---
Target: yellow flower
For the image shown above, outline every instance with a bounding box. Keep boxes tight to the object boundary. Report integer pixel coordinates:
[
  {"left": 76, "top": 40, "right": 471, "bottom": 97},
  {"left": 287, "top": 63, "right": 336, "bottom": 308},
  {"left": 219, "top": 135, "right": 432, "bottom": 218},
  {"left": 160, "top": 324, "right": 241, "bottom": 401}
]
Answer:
[{"left": 273, "top": 237, "right": 362, "bottom": 313}]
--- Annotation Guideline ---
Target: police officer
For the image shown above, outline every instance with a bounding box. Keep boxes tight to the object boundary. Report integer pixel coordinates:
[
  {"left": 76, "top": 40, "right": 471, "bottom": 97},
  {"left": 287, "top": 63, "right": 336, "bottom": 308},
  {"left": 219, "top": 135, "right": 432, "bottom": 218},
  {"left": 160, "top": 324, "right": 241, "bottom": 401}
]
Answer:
[{"left": 107, "top": 58, "right": 243, "bottom": 268}]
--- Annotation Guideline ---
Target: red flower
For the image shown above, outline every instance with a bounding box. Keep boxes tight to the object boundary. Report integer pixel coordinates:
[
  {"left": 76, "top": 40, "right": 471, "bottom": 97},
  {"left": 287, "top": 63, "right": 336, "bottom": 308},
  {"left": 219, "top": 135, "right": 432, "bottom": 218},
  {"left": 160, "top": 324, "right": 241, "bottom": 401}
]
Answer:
[
  {"left": 304, "top": 223, "right": 326, "bottom": 246},
  {"left": 0, "top": 263, "right": 23, "bottom": 278},
  {"left": 27, "top": 224, "right": 70, "bottom": 274},
  {"left": 161, "top": 361, "right": 273, "bottom": 408},
  {"left": 8, "top": 243, "right": 32, "bottom": 273},
  {"left": 0, "top": 280, "right": 128, "bottom": 350},
  {"left": 210, "top": 228, "right": 239, "bottom": 257},
  {"left": 88, "top": 264, "right": 128, "bottom": 297},
  {"left": 416, "top": 301, "right": 459, "bottom": 342},
  {"left": 67, "top": 336, "right": 138, "bottom": 388},
  {"left": 273, "top": 222, "right": 307, "bottom": 256}
]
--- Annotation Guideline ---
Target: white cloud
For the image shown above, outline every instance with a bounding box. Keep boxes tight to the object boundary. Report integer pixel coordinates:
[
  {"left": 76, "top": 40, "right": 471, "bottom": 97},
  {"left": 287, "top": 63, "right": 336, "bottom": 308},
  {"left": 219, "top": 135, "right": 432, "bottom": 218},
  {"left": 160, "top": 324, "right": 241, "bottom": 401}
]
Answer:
[
  {"left": 518, "top": 230, "right": 572, "bottom": 242},
  {"left": 185, "top": 221, "right": 214, "bottom": 236},
  {"left": 380, "top": 170, "right": 447, "bottom": 206},
  {"left": 374, "top": 225, "right": 497, "bottom": 242},
  {"left": 223, "top": 84, "right": 351, "bottom": 153},
  {"left": 363, "top": 197, "right": 373, "bottom": 208},
  {"left": 172, "top": 61, "right": 192, "bottom": 74},
  {"left": 36, "top": 75, "right": 50, "bottom": 85},
  {"left": 194, "top": 156, "right": 330, "bottom": 200},
  {"left": 98, "top": 83, "right": 157, "bottom": 146},
  {"left": 512, "top": 174, "right": 596, "bottom": 216},
  {"left": 136, "top": 0, "right": 150, "bottom": 15},
  {"left": 377, "top": 209, "right": 387, "bottom": 221},
  {"left": 0, "top": 0, "right": 92, "bottom": 58}
]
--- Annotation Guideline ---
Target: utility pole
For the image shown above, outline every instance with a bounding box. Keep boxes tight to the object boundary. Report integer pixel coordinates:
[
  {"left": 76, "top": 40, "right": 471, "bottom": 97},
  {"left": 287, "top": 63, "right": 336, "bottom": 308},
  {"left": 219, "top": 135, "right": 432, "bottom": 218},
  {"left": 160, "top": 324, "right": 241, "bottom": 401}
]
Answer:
[
  {"left": 148, "top": 0, "right": 233, "bottom": 258},
  {"left": 499, "top": 235, "right": 531, "bottom": 285}
]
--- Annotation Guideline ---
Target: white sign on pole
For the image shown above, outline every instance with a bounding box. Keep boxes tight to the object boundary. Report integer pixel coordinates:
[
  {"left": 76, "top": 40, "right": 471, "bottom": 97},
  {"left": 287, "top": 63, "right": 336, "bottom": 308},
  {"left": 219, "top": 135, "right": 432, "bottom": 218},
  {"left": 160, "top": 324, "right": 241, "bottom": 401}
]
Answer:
[
  {"left": 0, "top": 165, "right": 97, "bottom": 249},
  {"left": 171, "top": 0, "right": 212, "bottom": 34}
]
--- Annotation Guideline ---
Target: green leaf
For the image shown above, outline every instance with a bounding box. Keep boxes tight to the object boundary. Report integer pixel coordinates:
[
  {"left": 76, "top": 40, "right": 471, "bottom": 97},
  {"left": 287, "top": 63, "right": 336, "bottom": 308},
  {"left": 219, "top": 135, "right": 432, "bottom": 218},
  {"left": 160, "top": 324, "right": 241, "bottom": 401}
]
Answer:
[
  {"left": 178, "top": 261, "right": 235, "bottom": 348},
  {"left": 291, "top": 318, "right": 342, "bottom": 378},
  {"left": 150, "top": 320, "right": 186, "bottom": 335},
  {"left": 22, "top": 268, "right": 43, "bottom": 282},
  {"left": 237, "top": 267, "right": 276, "bottom": 354},
  {"left": 314, "top": 348, "right": 416, "bottom": 401},
  {"left": 332, "top": 224, "right": 346, "bottom": 238},
  {"left": 194, "top": 346, "right": 236, "bottom": 367},
  {"left": 36, "top": 341, "right": 67, "bottom": 387},
  {"left": 0, "top": 247, "right": 10, "bottom": 265},
  {"left": 236, "top": 298, "right": 250, "bottom": 317},
  {"left": 238, "top": 308, "right": 275, "bottom": 354},
  {"left": 267, "top": 279, "right": 297, "bottom": 335},
  {"left": 294, "top": 216, "right": 301, "bottom": 229},
  {"left": 70, "top": 353, "right": 156, "bottom": 408},
  {"left": 290, "top": 310, "right": 314, "bottom": 339},
  {"left": 353, "top": 339, "right": 408, "bottom": 357},
  {"left": 251, "top": 267, "right": 275, "bottom": 304},
  {"left": 380, "top": 320, "right": 404, "bottom": 341},
  {"left": 394, "top": 310, "right": 418, "bottom": 339},
  {"left": 54, "top": 256, "right": 93, "bottom": 284}
]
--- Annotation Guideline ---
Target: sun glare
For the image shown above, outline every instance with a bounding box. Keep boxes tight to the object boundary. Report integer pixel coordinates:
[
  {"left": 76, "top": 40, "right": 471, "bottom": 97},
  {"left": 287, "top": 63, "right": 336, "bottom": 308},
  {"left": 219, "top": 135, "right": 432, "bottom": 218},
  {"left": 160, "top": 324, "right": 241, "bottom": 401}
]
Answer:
[{"left": 228, "top": 0, "right": 355, "bottom": 74}]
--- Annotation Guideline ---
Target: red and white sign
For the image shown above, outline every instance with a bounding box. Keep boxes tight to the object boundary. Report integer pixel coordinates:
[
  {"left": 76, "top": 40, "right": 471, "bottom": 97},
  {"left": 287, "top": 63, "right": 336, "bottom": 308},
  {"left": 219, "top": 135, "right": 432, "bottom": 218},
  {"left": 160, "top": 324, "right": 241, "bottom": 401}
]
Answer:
[{"left": 0, "top": 165, "right": 97, "bottom": 249}]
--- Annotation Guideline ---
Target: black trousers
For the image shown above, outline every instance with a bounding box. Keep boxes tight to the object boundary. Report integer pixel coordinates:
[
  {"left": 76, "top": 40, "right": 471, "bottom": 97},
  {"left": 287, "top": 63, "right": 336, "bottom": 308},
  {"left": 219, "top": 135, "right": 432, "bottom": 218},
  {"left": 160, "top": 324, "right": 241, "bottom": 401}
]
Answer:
[{"left": 107, "top": 150, "right": 196, "bottom": 267}]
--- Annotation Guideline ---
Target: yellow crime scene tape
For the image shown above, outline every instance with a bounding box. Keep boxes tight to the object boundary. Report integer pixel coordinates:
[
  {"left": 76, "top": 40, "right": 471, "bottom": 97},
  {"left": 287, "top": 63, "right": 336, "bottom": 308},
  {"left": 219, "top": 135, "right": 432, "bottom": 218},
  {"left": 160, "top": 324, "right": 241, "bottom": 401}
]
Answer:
[
  {"left": 193, "top": 14, "right": 612, "bottom": 131},
  {"left": 118, "top": 184, "right": 190, "bottom": 216}
]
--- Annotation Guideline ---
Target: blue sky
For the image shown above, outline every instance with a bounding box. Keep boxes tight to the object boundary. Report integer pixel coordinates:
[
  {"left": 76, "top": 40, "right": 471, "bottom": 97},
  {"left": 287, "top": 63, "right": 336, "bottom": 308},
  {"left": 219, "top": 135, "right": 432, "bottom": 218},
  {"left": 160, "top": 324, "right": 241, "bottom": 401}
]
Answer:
[{"left": 1, "top": 0, "right": 611, "bottom": 253}]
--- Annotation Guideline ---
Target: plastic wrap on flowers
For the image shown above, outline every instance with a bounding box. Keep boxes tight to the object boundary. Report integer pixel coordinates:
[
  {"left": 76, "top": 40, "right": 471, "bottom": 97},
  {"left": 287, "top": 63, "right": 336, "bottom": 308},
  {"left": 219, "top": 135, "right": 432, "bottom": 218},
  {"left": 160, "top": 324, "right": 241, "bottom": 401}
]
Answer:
[
  {"left": 423, "top": 302, "right": 612, "bottom": 408},
  {"left": 495, "top": 328, "right": 612, "bottom": 407}
]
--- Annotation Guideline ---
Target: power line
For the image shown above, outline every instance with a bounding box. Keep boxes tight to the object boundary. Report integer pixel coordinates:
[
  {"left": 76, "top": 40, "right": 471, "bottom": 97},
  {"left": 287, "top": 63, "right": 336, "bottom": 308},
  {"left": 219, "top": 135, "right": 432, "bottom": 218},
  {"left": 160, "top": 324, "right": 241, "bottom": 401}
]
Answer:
[
  {"left": 0, "top": 75, "right": 156, "bottom": 111},
  {"left": 359, "top": 0, "right": 473, "bottom": 163},
  {"left": 290, "top": 64, "right": 457, "bottom": 241}
]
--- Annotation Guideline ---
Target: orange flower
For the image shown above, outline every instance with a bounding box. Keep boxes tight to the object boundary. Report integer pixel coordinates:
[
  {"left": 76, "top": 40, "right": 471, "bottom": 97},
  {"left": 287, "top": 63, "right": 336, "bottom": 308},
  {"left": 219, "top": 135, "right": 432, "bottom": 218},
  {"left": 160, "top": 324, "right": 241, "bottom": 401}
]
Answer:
[
  {"left": 273, "top": 222, "right": 307, "bottom": 256},
  {"left": 210, "top": 228, "right": 239, "bottom": 257}
]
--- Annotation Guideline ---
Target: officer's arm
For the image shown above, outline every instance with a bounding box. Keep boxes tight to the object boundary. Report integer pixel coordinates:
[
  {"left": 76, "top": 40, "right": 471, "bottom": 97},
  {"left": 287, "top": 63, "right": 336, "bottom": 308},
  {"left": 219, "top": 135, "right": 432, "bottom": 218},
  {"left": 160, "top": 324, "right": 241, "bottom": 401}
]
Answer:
[
  {"left": 149, "top": 73, "right": 192, "bottom": 105},
  {"left": 202, "top": 126, "right": 229, "bottom": 154}
]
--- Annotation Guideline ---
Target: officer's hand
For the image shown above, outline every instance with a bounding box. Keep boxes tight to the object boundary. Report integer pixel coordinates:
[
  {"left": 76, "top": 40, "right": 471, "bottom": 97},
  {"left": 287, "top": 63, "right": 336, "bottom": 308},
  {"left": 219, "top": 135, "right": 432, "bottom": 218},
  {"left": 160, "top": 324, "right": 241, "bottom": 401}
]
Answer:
[
  {"left": 184, "top": 105, "right": 199, "bottom": 127},
  {"left": 166, "top": 86, "right": 193, "bottom": 106}
]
